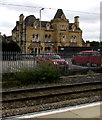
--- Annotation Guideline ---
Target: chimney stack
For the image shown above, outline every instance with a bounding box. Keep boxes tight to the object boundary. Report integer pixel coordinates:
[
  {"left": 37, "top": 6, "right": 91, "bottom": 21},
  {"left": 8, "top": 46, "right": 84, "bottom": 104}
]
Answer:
[{"left": 74, "top": 16, "right": 79, "bottom": 28}]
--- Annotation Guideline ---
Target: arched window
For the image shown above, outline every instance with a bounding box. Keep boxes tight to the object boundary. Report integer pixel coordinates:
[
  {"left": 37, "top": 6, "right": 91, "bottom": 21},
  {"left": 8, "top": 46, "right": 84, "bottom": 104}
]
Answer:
[
  {"left": 45, "top": 34, "right": 48, "bottom": 42},
  {"left": 36, "top": 34, "right": 39, "bottom": 41},
  {"left": 45, "top": 34, "right": 47, "bottom": 38},
  {"left": 32, "top": 34, "right": 39, "bottom": 42},
  {"left": 32, "top": 34, "right": 35, "bottom": 38},
  {"left": 74, "top": 36, "right": 77, "bottom": 43},
  {"left": 45, "top": 34, "right": 51, "bottom": 42},
  {"left": 48, "top": 35, "right": 51, "bottom": 42},
  {"left": 32, "top": 34, "right": 35, "bottom": 41},
  {"left": 71, "top": 36, "right": 74, "bottom": 43},
  {"left": 49, "top": 35, "right": 51, "bottom": 38},
  {"left": 70, "top": 36, "right": 77, "bottom": 43}
]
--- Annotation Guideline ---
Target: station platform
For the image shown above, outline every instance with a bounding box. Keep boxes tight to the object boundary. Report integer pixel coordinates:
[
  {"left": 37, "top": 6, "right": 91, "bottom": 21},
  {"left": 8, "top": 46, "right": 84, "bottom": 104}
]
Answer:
[
  {"left": 6, "top": 101, "right": 102, "bottom": 119},
  {"left": 37, "top": 102, "right": 101, "bottom": 119}
]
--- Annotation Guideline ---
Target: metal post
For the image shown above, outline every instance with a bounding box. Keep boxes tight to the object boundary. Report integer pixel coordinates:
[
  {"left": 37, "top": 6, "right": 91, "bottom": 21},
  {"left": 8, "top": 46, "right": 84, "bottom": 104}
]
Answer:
[{"left": 39, "top": 8, "right": 44, "bottom": 54}]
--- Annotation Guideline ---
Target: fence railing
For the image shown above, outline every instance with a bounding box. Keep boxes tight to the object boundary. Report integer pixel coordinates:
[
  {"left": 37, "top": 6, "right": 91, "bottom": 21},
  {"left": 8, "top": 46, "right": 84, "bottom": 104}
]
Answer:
[
  {"left": 2, "top": 52, "right": 37, "bottom": 73},
  {"left": 2, "top": 51, "right": 102, "bottom": 73}
]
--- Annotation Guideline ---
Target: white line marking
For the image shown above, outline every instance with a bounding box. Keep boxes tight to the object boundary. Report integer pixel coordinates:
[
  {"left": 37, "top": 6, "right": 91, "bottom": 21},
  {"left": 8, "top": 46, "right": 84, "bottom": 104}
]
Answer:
[{"left": 14, "top": 101, "right": 102, "bottom": 119}]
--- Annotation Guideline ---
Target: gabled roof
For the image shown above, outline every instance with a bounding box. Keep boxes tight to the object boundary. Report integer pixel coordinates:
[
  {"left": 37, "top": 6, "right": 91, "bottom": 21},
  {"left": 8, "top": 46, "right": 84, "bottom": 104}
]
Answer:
[
  {"left": 54, "top": 9, "right": 66, "bottom": 19},
  {"left": 69, "top": 23, "right": 81, "bottom": 30}
]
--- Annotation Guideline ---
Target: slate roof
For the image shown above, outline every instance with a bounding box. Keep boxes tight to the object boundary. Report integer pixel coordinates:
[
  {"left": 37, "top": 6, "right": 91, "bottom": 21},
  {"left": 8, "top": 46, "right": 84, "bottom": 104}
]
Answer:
[
  {"left": 69, "top": 23, "right": 74, "bottom": 29},
  {"left": 24, "top": 15, "right": 50, "bottom": 28},
  {"left": 41, "top": 21, "right": 48, "bottom": 27},
  {"left": 12, "top": 9, "right": 81, "bottom": 31},
  {"left": 69, "top": 23, "right": 81, "bottom": 30},
  {"left": 25, "top": 15, "right": 36, "bottom": 26},
  {"left": 54, "top": 9, "right": 65, "bottom": 19}
]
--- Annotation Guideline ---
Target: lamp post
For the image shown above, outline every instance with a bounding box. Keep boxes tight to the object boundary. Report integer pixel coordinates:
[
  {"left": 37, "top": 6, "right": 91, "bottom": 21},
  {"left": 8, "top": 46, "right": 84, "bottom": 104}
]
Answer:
[
  {"left": 40, "top": 8, "right": 44, "bottom": 32},
  {"left": 39, "top": 8, "right": 44, "bottom": 54}
]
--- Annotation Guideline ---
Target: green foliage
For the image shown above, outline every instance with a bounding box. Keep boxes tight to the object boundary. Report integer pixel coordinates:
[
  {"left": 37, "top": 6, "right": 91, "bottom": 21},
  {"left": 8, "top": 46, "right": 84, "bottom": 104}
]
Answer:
[
  {"left": 14, "top": 69, "right": 34, "bottom": 84},
  {"left": 2, "top": 63, "right": 60, "bottom": 86},
  {"left": 86, "top": 41, "right": 101, "bottom": 47},
  {"left": 34, "top": 63, "right": 60, "bottom": 83},
  {"left": 2, "top": 40, "right": 21, "bottom": 52}
]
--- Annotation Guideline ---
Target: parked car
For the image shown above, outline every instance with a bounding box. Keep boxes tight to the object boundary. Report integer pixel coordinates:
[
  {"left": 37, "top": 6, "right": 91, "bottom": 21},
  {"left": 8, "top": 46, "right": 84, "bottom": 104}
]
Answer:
[
  {"left": 71, "top": 50, "right": 102, "bottom": 67},
  {"left": 15, "top": 54, "right": 35, "bottom": 60},
  {"left": 36, "top": 53, "right": 69, "bottom": 69}
]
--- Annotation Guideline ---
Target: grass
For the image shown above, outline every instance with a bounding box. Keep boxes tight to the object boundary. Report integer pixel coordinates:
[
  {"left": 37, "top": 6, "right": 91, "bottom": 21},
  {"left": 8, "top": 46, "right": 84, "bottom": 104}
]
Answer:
[{"left": 2, "top": 63, "right": 60, "bottom": 87}]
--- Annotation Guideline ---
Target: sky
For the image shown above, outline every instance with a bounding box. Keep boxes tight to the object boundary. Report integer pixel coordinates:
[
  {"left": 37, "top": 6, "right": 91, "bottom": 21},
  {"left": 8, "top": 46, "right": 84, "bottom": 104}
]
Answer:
[{"left": 0, "top": 0, "right": 102, "bottom": 42}]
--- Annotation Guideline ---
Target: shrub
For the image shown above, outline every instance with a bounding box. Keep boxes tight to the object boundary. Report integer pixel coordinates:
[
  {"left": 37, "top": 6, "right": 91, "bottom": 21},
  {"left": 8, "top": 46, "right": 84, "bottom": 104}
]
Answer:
[
  {"left": 2, "top": 63, "right": 60, "bottom": 85},
  {"left": 34, "top": 63, "right": 60, "bottom": 83}
]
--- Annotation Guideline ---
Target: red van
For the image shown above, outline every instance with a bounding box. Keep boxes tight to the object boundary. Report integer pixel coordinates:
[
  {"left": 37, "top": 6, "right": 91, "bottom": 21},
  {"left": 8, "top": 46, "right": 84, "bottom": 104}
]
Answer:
[{"left": 71, "top": 51, "right": 102, "bottom": 67}]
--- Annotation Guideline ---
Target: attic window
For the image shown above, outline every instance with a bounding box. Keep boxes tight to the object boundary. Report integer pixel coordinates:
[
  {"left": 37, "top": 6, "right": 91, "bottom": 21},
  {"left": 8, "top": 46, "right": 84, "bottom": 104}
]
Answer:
[
  {"left": 72, "top": 25, "right": 76, "bottom": 31},
  {"left": 60, "top": 34, "right": 66, "bottom": 43},
  {"left": 46, "top": 23, "right": 50, "bottom": 30},
  {"left": 33, "top": 22, "right": 38, "bottom": 29},
  {"left": 61, "top": 14, "right": 66, "bottom": 19}
]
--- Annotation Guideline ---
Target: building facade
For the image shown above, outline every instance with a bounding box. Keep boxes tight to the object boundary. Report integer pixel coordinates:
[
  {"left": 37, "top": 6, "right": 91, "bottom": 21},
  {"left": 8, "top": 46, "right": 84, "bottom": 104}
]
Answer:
[{"left": 12, "top": 9, "right": 87, "bottom": 54}]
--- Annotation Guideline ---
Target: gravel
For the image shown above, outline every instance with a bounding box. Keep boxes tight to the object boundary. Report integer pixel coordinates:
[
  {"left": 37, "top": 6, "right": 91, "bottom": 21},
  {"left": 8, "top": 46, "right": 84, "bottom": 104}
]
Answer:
[
  {"left": 2, "top": 73, "right": 101, "bottom": 118},
  {"left": 2, "top": 73, "right": 101, "bottom": 91},
  {"left": 2, "top": 96, "right": 101, "bottom": 118}
]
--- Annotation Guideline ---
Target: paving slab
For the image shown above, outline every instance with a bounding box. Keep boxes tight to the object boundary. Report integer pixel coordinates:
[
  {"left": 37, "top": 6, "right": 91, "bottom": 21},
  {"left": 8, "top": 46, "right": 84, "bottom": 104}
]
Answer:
[
  {"left": 37, "top": 103, "right": 101, "bottom": 118},
  {"left": 70, "top": 104, "right": 101, "bottom": 118}
]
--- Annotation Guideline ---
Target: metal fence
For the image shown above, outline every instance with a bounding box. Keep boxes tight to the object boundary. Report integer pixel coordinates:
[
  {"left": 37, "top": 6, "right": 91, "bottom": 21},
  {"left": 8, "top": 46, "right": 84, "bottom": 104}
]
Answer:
[
  {"left": 2, "top": 52, "right": 37, "bottom": 73},
  {"left": 2, "top": 51, "right": 102, "bottom": 73},
  {"left": 2, "top": 52, "right": 71, "bottom": 73}
]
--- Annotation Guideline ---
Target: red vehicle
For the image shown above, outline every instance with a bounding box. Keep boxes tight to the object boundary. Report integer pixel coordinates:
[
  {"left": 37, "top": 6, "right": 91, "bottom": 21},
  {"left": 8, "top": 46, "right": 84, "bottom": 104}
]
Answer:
[
  {"left": 36, "top": 53, "right": 69, "bottom": 69},
  {"left": 71, "top": 51, "right": 102, "bottom": 67}
]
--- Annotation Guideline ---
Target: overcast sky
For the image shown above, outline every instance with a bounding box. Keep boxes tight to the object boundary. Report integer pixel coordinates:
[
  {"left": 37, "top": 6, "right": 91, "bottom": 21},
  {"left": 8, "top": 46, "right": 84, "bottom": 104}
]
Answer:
[{"left": 0, "top": 0, "right": 102, "bottom": 42}]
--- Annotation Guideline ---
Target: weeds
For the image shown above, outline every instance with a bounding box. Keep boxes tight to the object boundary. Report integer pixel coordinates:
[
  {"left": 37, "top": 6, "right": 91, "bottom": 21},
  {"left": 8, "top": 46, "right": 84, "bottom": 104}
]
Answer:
[{"left": 2, "top": 63, "right": 60, "bottom": 86}]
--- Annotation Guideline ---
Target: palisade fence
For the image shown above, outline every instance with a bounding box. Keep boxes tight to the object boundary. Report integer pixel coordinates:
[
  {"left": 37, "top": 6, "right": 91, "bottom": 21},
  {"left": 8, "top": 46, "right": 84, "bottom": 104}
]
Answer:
[
  {"left": 2, "top": 52, "right": 37, "bottom": 73},
  {"left": 2, "top": 52, "right": 70, "bottom": 73},
  {"left": 2, "top": 51, "right": 101, "bottom": 73}
]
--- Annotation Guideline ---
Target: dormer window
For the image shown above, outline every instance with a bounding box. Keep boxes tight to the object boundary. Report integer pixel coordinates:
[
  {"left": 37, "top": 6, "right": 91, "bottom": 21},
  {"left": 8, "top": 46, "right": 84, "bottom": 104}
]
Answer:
[
  {"left": 61, "top": 35, "right": 66, "bottom": 42},
  {"left": 46, "top": 23, "right": 50, "bottom": 30},
  {"left": 33, "top": 21, "right": 38, "bottom": 29},
  {"left": 61, "top": 14, "right": 66, "bottom": 19},
  {"left": 72, "top": 25, "right": 76, "bottom": 31},
  {"left": 72, "top": 26, "right": 76, "bottom": 31}
]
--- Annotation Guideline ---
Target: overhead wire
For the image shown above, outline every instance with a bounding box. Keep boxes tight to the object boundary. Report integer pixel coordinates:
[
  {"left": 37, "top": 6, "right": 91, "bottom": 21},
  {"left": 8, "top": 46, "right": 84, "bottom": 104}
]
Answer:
[{"left": 0, "top": 2, "right": 100, "bottom": 15}]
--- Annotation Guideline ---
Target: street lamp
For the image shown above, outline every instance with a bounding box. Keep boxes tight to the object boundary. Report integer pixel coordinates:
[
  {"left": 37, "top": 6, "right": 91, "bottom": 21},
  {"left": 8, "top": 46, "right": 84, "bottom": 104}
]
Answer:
[
  {"left": 39, "top": 8, "right": 44, "bottom": 54},
  {"left": 40, "top": 8, "right": 44, "bottom": 31}
]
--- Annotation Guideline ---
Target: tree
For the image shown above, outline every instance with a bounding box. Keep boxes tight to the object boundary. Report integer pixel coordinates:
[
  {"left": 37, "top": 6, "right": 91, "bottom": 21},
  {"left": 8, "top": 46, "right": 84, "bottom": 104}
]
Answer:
[
  {"left": 2, "top": 40, "right": 21, "bottom": 52},
  {"left": 86, "top": 41, "right": 99, "bottom": 47}
]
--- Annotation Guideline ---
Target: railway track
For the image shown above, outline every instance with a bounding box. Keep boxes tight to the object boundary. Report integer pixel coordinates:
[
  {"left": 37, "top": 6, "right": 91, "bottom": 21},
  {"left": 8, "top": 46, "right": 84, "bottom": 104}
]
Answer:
[
  {"left": 2, "top": 81, "right": 101, "bottom": 103},
  {"left": 2, "top": 81, "right": 102, "bottom": 118},
  {"left": 2, "top": 80, "right": 102, "bottom": 94}
]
